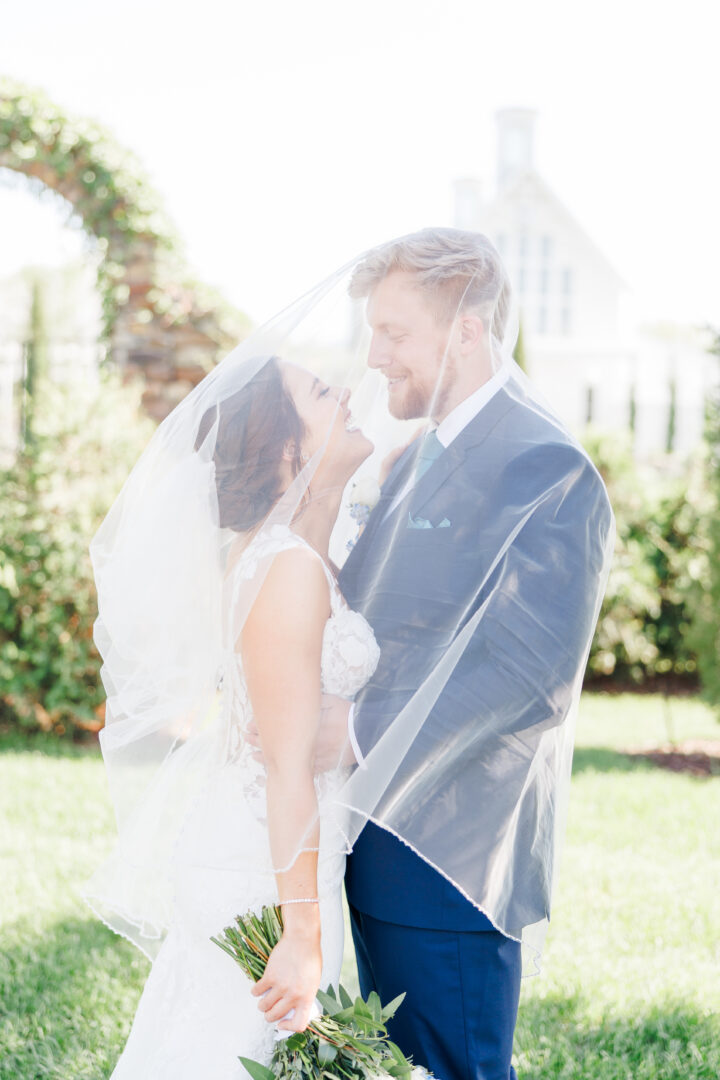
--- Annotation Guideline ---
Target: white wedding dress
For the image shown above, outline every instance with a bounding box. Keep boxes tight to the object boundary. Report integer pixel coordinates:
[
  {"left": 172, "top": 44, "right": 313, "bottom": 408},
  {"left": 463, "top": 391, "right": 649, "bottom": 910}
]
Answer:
[{"left": 109, "top": 526, "right": 380, "bottom": 1080}]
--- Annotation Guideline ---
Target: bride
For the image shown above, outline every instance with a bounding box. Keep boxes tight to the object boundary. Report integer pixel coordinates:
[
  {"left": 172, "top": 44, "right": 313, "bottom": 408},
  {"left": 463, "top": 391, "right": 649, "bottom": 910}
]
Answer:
[{"left": 84, "top": 355, "right": 380, "bottom": 1078}]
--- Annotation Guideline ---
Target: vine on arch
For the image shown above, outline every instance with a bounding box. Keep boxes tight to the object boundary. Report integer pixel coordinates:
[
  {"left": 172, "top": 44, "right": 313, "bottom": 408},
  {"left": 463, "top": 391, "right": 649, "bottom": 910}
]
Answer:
[{"left": 0, "top": 78, "right": 247, "bottom": 416}]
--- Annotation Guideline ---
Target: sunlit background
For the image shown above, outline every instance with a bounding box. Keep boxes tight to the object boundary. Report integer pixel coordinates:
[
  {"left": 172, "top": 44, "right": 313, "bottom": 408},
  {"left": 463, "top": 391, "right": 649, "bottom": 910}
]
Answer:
[
  {"left": 1, "top": 0, "right": 717, "bottom": 322},
  {"left": 1, "top": 5, "right": 719, "bottom": 1078},
  {"left": 2, "top": 0, "right": 718, "bottom": 457}
]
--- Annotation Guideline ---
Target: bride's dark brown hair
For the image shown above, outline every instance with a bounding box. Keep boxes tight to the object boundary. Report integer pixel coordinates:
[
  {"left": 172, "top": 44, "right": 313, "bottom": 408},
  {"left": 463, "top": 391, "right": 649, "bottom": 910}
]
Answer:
[{"left": 195, "top": 357, "right": 306, "bottom": 532}]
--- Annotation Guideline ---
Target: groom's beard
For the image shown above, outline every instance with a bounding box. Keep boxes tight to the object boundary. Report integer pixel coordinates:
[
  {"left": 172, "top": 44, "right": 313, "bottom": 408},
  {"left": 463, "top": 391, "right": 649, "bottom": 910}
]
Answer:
[{"left": 389, "top": 351, "right": 457, "bottom": 421}]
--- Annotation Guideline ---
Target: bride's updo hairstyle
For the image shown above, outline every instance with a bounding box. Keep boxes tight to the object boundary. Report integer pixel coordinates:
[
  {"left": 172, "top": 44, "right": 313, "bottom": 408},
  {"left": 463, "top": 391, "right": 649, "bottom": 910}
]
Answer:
[{"left": 195, "top": 357, "right": 305, "bottom": 532}]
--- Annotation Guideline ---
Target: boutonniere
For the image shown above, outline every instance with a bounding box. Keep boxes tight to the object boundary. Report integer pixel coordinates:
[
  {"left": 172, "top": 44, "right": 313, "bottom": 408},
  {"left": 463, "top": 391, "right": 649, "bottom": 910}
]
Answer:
[{"left": 346, "top": 476, "right": 381, "bottom": 551}]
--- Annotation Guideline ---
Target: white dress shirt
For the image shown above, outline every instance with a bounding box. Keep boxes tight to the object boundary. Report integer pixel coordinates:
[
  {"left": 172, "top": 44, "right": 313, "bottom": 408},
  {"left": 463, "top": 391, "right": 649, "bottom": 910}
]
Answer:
[
  {"left": 348, "top": 363, "right": 512, "bottom": 767},
  {"left": 384, "top": 364, "right": 512, "bottom": 519}
]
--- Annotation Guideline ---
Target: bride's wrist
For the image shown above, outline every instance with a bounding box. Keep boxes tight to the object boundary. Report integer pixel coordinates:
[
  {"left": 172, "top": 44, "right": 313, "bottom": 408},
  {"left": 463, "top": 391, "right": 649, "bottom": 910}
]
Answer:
[{"left": 280, "top": 900, "right": 321, "bottom": 936}]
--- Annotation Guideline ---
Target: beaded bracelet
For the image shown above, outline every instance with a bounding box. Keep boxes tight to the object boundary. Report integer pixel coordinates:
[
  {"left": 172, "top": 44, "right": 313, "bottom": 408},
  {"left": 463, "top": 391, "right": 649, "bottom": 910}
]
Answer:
[{"left": 280, "top": 897, "right": 320, "bottom": 905}]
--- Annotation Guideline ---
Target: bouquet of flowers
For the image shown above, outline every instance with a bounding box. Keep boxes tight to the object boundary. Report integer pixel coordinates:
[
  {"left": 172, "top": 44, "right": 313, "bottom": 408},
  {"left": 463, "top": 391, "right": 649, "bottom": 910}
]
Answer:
[{"left": 212, "top": 905, "right": 426, "bottom": 1080}]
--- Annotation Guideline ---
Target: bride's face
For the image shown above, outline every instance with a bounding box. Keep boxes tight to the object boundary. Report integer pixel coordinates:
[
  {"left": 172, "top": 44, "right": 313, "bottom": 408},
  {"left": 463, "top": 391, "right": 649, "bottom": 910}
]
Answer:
[{"left": 282, "top": 363, "right": 373, "bottom": 474}]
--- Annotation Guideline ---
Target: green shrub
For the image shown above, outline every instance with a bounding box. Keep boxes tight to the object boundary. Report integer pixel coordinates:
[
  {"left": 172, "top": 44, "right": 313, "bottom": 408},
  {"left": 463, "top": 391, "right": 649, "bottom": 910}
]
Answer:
[
  {"left": 0, "top": 374, "right": 153, "bottom": 736},
  {"left": 584, "top": 429, "right": 706, "bottom": 688},
  {"left": 1, "top": 378, "right": 716, "bottom": 737},
  {"left": 686, "top": 337, "right": 720, "bottom": 709}
]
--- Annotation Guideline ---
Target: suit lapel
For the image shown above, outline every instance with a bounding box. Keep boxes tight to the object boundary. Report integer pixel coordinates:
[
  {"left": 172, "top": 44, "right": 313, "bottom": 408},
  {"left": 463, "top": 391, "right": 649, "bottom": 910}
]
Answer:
[
  {"left": 343, "top": 383, "right": 518, "bottom": 579},
  {"left": 403, "top": 385, "right": 516, "bottom": 519}
]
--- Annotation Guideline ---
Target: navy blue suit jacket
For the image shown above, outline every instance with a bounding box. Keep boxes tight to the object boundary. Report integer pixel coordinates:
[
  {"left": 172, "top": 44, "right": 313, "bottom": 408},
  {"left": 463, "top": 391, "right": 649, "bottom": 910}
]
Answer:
[{"left": 340, "top": 377, "right": 613, "bottom": 933}]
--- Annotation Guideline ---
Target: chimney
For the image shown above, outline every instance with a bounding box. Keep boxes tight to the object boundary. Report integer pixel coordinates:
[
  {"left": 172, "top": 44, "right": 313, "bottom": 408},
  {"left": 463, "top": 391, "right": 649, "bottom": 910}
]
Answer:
[{"left": 495, "top": 108, "right": 537, "bottom": 193}]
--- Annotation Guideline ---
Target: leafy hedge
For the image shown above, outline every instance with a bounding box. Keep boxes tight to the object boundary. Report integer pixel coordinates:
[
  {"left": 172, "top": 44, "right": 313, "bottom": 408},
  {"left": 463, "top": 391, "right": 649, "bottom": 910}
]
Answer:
[
  {"left": 0, "top": 376, "right": 153, "bottom": 736},
  {"left": 1, "top": 390, "right": 717, "bottom": 737},
  {"left": 585, "top": 430, "right": 706, "bottom": 689},
  {"left": 686, "top": 335, "right": 720, "bottom": 708}
]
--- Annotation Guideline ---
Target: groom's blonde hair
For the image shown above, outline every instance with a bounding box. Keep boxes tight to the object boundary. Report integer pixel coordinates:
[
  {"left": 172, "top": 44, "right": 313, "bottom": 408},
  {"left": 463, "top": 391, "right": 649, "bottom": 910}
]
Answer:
[{"left": 348, "top": 227, "right": 510, "bottom": 334}]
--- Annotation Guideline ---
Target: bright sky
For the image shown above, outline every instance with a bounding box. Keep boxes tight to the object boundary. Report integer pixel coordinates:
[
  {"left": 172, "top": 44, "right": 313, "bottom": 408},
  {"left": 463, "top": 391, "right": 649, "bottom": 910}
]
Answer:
[{"left": 0, "top": 0, "right": 718, "bottom": 327}]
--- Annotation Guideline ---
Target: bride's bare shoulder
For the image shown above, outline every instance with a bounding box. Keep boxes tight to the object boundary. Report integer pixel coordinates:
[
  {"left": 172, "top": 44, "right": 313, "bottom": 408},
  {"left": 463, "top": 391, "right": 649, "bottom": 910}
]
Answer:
[{"left": 242, "top": 542, "right": 331, "bottom": 643}]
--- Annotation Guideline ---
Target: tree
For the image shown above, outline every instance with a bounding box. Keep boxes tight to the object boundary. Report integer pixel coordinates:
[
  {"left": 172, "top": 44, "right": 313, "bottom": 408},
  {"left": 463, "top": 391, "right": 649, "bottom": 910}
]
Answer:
[
  {"left": 20, "top": 274, "right": 49, "bottom": 446},
  {"left": 513, "top": 319, "right": 527, "bottom": 372},
  {"left": 688, "top": 329, "right": 720, "bottom": 711},
  {"left": 0, "top": 373, "right": 154, "bottom": 736},
  {"left": 666, "top": 378, "right": 677, "bottom": 454}
]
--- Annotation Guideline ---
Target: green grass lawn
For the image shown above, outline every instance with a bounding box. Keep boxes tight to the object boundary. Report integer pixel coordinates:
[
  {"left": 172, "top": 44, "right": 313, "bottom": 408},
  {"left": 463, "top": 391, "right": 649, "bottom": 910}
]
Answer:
[{"left": 1, "top": 693, "right": 719, "bottom": 1079}]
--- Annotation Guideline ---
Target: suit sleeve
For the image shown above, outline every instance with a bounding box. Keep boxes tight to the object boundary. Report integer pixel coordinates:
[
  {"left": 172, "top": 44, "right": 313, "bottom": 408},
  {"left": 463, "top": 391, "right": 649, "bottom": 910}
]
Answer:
[{"left": 352, "top": 442, "right": 614, "bottom": 760}]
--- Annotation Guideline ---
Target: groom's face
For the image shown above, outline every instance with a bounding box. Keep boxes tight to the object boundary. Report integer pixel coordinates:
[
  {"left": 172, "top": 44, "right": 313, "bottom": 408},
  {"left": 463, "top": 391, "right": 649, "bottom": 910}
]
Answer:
[{"left": 366, "top": 271, "right": 456, "bottom": 420}]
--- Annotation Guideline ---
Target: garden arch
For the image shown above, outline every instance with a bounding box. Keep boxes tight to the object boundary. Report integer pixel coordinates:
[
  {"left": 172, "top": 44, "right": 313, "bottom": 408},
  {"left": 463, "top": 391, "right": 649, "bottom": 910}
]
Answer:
[{"left": 0, "top": 79, "right": 246, "bottom": 419}]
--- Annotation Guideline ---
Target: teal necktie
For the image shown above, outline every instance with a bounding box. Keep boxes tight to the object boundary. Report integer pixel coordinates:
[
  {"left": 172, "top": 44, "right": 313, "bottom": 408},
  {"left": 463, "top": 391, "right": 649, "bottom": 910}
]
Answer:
[{"left": 415, "top": 429, "right": 444, "bottom": 481}]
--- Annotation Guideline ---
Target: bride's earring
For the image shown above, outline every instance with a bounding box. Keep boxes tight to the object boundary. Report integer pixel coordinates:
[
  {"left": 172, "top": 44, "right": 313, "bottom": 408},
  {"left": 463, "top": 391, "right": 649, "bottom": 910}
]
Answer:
[{"left": 282, "top": 440, "right": 307, "bottom": 467}]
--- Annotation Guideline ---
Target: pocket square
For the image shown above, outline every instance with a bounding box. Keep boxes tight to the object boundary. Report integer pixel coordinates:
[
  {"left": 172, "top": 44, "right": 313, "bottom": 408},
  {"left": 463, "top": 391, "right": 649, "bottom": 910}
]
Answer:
[{"left": 407, "top": 513, "right": 452, "bottom": 530}]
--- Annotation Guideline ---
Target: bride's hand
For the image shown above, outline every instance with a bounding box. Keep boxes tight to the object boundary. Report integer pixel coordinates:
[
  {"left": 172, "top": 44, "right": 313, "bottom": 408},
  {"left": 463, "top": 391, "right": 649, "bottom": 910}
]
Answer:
[{"left": 251, "top": 911, "right": 322, "bottom": 1031}]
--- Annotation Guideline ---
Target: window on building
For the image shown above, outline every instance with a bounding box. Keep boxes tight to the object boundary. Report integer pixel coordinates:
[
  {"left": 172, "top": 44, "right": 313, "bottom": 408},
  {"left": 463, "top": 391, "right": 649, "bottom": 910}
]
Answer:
[
  {"left": 537, "top": 306, "right": 547, "bottom": 333},
  {"left": 541, "top": 235, "right": 552, "bottom": 260},
  {"left": 518, "top": 234, "right": 529, "bottom": 257},
  {"left": 561, "top": 307, "right": 572, "bottom": 334},
  {"left": 518, "top": 266, "right": 526, "bottom": 294},
  {"left": 539, "top": 268, "right": 549, "bottom": 294},
  {"left": 495, "top": 233, "right": 507, "bottom": 256},
  {"left": 562, "top": 267, "right": 573, "bottom": 294}
]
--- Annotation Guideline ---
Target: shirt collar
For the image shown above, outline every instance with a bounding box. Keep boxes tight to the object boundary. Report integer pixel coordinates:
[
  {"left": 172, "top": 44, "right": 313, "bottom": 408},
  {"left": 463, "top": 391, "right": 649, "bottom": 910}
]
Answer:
[{"left": 435, "top": 364, "right": 512, "bottom": 448}]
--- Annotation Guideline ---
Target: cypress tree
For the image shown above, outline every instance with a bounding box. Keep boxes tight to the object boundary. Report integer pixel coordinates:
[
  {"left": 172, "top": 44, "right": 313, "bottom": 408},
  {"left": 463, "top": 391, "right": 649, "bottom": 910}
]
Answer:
[
  {"left": 21, "top": 275, "right": 48, "bottom": 446},
  {"left": 513, "top": 319, "right": 527, "bottom": 372},
  {"left": 666, "top": 378, "right": 677, "bottom": 454}
]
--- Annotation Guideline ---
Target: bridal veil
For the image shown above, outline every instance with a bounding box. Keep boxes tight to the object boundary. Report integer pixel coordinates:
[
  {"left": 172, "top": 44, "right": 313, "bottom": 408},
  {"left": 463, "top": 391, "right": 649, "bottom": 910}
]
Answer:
[{"left": 83, "top": 228, "right": 614, "bottom": 973}]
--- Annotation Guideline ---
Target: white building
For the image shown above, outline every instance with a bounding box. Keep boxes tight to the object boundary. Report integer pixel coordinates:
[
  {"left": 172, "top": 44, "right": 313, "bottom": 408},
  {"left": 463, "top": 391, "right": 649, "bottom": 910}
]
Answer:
[{"left": 454, "top": 109, "right": 716, "bottom": 457}]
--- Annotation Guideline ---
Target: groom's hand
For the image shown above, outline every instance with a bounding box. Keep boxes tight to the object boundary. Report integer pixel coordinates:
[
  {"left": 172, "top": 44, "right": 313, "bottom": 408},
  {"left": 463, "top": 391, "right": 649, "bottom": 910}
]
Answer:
[
  {"left": 245, "top": 694, "right": 355, "bottom": 773},
  {"left": 314, "top": 694, "right": 355, "bottom": 771}
]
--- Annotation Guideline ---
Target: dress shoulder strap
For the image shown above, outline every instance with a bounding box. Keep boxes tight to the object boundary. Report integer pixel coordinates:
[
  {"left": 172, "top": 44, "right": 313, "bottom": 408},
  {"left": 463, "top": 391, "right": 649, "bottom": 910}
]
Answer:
[
  {"left": 287, "top": 532, "right": 343, "bottom": 614},
  {"left": 229, "top": 524, "right": 342, "bottom": 612}
]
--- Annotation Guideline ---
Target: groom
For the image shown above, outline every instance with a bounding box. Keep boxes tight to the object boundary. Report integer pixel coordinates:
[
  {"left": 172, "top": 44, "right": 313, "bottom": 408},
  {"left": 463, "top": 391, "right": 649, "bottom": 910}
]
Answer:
[{"left": 320, "top": 228, "right": 613, "bottom": 1080}]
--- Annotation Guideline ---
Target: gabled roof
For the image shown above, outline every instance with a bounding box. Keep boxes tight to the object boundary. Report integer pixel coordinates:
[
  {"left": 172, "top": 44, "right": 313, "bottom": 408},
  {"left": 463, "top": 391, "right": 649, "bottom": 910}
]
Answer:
[{"left": 487, "top": 169, "right": 628, "bottom": 289}]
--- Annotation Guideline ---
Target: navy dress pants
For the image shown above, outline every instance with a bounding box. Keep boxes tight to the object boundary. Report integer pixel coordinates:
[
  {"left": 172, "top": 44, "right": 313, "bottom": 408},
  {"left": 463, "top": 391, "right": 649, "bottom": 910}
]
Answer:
[{"left": 349, "top": 905, "right": 521, "bottom": 1080}]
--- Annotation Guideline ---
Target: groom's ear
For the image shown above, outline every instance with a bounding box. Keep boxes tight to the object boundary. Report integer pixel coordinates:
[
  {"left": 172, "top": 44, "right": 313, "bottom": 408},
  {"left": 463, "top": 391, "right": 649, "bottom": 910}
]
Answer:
[{"left": 458, "top": 314, "right": 484, "bottom": 354}]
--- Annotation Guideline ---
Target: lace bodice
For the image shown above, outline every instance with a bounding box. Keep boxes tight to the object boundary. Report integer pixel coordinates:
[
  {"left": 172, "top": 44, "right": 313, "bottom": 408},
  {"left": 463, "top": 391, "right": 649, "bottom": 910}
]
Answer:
[
  {"left": 106, "top": 526, "right": 380, "bottom": 1080},
  {"left": 210, "top": 523, "right": 380, "bottom": 841},
  {"left": 228, "top": 524, "right": 380, "bottom": 701}
]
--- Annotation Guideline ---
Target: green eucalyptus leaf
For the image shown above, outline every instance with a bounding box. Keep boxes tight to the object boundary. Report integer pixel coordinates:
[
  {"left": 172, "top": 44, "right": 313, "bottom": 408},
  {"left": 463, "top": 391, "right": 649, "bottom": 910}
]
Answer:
[
  {"left": 285, "top": 1033, "right": 307, "bottom": 1051},
  {"left": 317, "top": 989, "right": 345, "bottom": 1016},
  {"left": 238, "top": 1056, "right": 276, "bottom": 1080},
  {"left": 366, "top": 991, "right": 382, "bottom": 1023},
  {"left": 353, "top": 998, "right": 373, "bottom": 1020},
  {"left": 317, "top": 1042, "right": 338, "bottom": 1064},
  {"left": 381, "top": 992, "right": 406, "bottom": 1021},
  {"left": 330, "top": 1007, "right": 356, "bottom": 1025},
  {"left": 385, "top": 1041, "right": 412, "bottom": 1068}
]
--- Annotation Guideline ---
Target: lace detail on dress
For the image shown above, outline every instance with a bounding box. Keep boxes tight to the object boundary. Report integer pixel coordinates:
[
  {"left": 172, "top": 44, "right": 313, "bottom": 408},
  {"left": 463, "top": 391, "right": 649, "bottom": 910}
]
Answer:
[
  {"left": 107, "top": 523, "right": 378, "bottom": 1080},
  {"left": 224, "top": 523, "right": 379, "bottom": 748}
]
